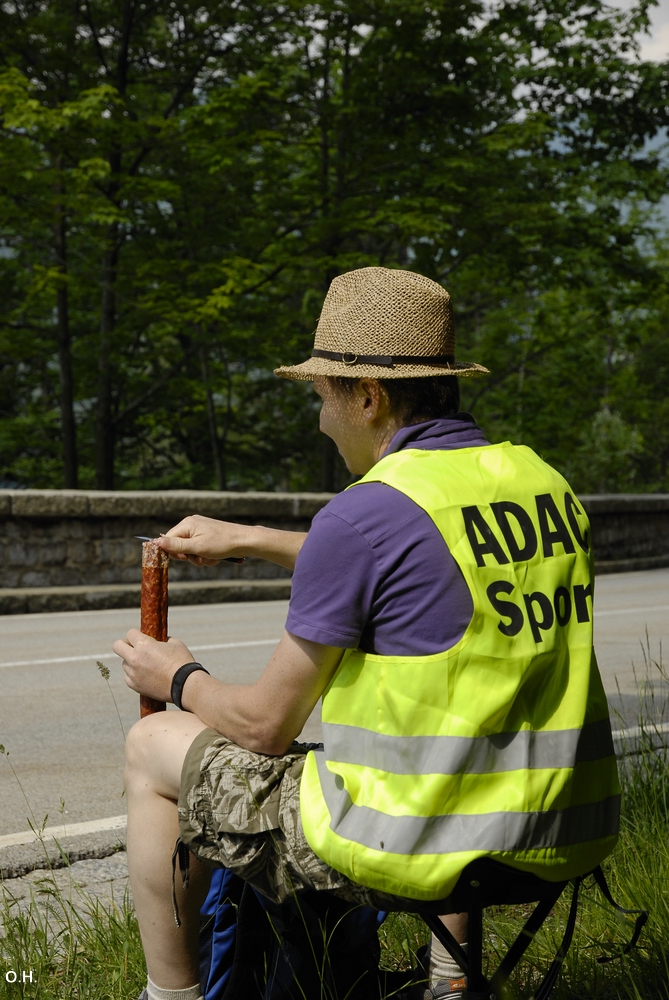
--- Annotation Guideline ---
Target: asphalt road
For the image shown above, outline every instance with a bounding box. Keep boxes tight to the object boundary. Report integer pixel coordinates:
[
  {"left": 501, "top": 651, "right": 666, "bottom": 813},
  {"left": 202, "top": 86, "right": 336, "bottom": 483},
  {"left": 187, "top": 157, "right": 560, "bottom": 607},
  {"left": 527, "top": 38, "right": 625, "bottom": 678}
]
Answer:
[{"left": 0, "top": 567, "right": 667, "bottom": 841}]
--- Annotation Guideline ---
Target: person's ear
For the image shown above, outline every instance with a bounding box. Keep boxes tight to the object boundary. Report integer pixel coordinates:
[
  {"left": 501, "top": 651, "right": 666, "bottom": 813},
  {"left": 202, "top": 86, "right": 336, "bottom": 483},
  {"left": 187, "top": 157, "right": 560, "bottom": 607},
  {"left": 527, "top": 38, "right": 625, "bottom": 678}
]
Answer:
[{"left": 359, "top": 379, "right": 388, "bottom": 422}]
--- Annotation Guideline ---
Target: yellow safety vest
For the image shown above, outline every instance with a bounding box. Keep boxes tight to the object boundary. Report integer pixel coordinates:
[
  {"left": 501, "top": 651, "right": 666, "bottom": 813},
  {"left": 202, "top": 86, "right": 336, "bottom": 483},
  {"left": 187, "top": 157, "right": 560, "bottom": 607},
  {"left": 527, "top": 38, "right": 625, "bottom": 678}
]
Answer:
[{"left": 299, "top": 442, "right": 620, "bottom": 901}]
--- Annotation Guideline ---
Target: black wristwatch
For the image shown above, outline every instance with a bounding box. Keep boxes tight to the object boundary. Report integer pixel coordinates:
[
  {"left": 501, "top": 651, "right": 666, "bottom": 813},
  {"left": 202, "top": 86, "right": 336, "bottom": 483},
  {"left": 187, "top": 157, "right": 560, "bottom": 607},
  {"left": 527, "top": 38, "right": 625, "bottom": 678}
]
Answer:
[{"left": 171, "top": 661, "right": 210, "bottom": 711}]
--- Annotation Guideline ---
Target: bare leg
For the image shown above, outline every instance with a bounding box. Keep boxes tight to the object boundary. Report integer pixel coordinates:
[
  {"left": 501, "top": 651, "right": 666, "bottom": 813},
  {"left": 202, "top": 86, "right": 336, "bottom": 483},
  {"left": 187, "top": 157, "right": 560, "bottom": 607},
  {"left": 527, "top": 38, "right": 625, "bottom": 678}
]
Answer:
[
  {"left": 439, "top": 912, "right": 467, "bottom": 943},
  {"left": 125, "top": 712, "right": 211, "bottom": 989},
  {"left": 420, "top": 912, "right": 469, "bottom": 991}
]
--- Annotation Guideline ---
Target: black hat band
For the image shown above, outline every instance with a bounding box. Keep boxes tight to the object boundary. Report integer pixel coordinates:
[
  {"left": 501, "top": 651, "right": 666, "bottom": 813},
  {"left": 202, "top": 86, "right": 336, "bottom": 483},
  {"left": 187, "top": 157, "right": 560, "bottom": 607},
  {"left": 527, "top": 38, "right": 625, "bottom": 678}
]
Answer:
[{"left": 311, "top": 350, "right": 455, "bottom": 369}]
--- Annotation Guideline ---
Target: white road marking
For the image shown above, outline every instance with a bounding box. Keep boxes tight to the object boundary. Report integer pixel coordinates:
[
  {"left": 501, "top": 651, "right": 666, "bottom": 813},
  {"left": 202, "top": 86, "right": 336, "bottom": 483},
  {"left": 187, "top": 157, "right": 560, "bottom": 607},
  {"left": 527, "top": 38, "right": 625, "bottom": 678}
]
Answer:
[
  {"left": 0, "top": 814, "right": 127, "bottom": 850},
  {"left": 0, "top": 603, "right": 666, "bottom": 670},
  {"left": 0, "top": 638, "right": 281, "bottom": 670},
  {"left": 612, "top": 721, "right": 669, "bottom": 741},
  {"left": 188, "top": 639, "right": 280, "bottom": 653}
]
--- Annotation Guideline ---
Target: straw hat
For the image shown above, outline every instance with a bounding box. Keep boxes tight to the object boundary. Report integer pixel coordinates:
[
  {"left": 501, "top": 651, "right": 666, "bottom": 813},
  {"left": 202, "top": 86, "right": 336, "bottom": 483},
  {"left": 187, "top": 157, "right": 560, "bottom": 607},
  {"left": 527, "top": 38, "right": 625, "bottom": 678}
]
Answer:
[{"left": 274, "top": 267, "right": 488, "bottom": 380}]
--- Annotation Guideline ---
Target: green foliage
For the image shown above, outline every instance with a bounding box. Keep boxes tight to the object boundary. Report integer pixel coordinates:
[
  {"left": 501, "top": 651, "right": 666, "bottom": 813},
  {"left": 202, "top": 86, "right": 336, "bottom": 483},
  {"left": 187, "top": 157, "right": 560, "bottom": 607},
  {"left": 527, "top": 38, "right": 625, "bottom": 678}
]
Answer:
[{"left": 0, "top": 1, "right": 668, "bottom": 491}]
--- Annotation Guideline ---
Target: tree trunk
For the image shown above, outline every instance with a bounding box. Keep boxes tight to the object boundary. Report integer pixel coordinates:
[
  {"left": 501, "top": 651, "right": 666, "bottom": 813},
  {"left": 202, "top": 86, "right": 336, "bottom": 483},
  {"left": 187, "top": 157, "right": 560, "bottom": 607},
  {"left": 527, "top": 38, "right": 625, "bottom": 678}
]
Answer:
[
  {"left": 54, "top": 170, "right": 78, "bottom": 488},
  {"left": 96, "top": 228, "right": 118, "bottom": 489},
  {"left": 93, "top": 0, "right": 132, "bottom": 491},
  {"left": 199, "top": 345, "right": 226, "bottom": 490}
]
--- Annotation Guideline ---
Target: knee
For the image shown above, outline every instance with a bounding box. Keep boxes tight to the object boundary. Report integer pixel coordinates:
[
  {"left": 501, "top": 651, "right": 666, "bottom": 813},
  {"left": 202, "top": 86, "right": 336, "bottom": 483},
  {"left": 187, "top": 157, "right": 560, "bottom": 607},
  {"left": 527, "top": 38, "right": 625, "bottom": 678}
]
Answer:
[
  {"left": 125, "top": 712, "right": 206, "bottom": 802},
  {"left": 124, "top": 714, "right": 159, "bottom": 781}
]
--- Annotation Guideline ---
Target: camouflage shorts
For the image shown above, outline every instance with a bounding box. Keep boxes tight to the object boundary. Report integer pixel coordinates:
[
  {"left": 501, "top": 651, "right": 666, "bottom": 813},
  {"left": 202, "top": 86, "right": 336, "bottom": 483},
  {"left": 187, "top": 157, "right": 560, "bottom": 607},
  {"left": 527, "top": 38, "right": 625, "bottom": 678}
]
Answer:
[{"left": 178, "top": 728, "right": 403, "bottom": 907}]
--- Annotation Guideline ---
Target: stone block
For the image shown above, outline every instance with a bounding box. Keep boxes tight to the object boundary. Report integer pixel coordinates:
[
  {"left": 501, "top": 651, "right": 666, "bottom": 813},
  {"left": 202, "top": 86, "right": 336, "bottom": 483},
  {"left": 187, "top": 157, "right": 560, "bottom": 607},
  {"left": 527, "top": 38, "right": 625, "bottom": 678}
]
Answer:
[
  {"left": 55, "top": 520, "right": 89, "bottom": 540},
  {"left": 582, "top": 493, "right": 669, "bottom": 514},
  {"left": 40, "top": 542, "right": 67, "bottom": 565},
  {"left": 98, "top": 518, "right": 168, "bottom": 540},
  {"left": 596, "top": 554, "right": 669, "bottom": 574},
  {"left": 80, "top": 583, "right": 141, "bottom": 610},
  {"left": 7, "top": 542, "right": 28, "bottom": 566},
  {"left": 292, "top": 493, "right": 336, "bottom": 518},
  {"left": 168, "top": 560, "right": 235, "bottom": 582},
  {"left": 88, "top": 492, "right": 165, "bottom": 518},
  {"left": 208, "top": 494, "right": 269, "bottom": 518},
  {"left": 217, "top": 492, "right": 303, "bottom": 519},
  {"left": 99, "top": 566, "right": 141, "bottom": 584},
  {"left": 250, "top": 561, "right": 292, "bottom": 580},
  {"left": 0, "top": 493, "right": 12, "bottom": 515},
  {"left": 10, "top": 491, "right": 90, "bottom": 518},
  {"left": 26, "top": 588, "right": 82, "bottom": 613},
  {"left": 21, "top": 570, "right": 51, "bottom": 588},
  {"left": 161, "top": 491, "right": 213, "bottom": 519},
  {"left": 65, "top": 540, "right": 93, "bottom": 565},
  {"left": 168, "top": 579, "right": 292, "bottom": 605},
  {"left": 95, "top": 537, "right": 139, "bottom": 568},
  {"left": 58, "top": 567, "right": 93, "bottom": 586},
  {"left": 120, "top": 537, "right": 143, "bottom": 567},
  {"left": 160, "top": 490, "right": 324, "bottom": 520},
  {"left": 0, "top": 590, "right": 30, "bottom": 614}
]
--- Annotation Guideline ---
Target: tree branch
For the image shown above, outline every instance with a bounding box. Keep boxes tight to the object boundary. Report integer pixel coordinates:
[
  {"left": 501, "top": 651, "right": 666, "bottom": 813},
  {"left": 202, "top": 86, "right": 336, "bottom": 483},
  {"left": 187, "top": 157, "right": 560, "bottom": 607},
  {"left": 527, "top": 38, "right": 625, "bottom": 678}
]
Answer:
[
  {"left": 113, "top": 345, "right": 197, "bottom": 426},
  {"left": 84, "top": 0, "right": 110, "bottom": 75}
]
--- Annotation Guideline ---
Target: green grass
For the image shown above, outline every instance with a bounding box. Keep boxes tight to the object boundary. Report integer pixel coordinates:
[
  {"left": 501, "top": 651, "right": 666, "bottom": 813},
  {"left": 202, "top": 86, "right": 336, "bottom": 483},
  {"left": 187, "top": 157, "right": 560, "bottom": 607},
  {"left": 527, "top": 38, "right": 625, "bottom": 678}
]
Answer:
[
  {"left": 0, "top": 878, "right": 145, "bottom": 999},
  {"left": 5, "top": 753, "right": 666, "bottom": 1000},
  {"left": 2, "top": 653, "right": 669, "bottom": 998}
]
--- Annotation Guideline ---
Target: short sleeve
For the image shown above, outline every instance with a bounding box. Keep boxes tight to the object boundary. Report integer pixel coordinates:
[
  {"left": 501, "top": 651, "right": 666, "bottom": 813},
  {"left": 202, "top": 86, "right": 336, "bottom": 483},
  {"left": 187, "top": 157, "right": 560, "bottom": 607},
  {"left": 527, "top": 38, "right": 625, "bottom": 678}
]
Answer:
[{"left": 285, "top": 507, "right": 379, "bottom": 648}]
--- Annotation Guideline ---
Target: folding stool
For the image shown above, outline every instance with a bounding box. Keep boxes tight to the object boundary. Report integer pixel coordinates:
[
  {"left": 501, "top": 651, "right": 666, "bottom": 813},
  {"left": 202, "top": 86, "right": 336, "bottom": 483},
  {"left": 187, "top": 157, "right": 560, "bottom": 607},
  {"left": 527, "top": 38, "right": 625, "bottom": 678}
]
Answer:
[{"left": 395, "top": 857, "right": 647, "bottom": 1000}]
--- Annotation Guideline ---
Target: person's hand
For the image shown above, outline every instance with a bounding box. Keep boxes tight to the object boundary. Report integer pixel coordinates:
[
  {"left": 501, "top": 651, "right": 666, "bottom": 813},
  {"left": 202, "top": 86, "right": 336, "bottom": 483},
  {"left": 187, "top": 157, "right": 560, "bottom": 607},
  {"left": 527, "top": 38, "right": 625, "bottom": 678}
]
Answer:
[
  {"left": 113, "top": 629, "right": 195, "bottom": 702},
  {"left": 157, "top": 515, "right": 248, "bottom": 566}
]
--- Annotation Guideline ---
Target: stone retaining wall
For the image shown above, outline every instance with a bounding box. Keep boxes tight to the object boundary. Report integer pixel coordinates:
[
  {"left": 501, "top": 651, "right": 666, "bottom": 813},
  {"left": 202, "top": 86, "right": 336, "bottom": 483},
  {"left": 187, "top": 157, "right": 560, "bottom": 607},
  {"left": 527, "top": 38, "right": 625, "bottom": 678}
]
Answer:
[
  {"left": 581, "top": 494, "right": 669, "bottom": 571},
  {"left": 0, "top": 490, "right": 667, "bottom": 613},
  {"left": 0, "top": 490, "right": 326, "bottom": 590}
]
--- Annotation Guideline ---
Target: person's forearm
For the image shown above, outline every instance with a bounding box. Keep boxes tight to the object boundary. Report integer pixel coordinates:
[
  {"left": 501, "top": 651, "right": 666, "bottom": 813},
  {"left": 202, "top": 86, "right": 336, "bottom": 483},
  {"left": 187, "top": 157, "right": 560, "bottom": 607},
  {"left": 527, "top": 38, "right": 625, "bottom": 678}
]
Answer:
[
  {"left": 244, "top": 525, "right": 306, "bottom": 571},
  {"left": 178, "top": 672, "right": 299, "bottom": 755},
  {"left": 159, "top": 516, "right": 307, "bottom": 571},
  {"left": 171, "top": 633, "right": 342, "bottom": 754},
  {"left": 117, "top": 630, "right": 342, "bottom": 754}
]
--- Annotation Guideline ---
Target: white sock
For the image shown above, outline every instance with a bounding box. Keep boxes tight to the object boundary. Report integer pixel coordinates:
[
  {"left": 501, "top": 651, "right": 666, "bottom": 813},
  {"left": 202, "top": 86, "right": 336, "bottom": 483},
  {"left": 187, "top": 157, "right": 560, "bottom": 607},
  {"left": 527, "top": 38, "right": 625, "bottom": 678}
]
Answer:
[
  {"left": 428, "top": 933, "right": 468, "bottom": 988},
  {"left": 146, "top": 978, "right": 203, "bottom": 1000}
]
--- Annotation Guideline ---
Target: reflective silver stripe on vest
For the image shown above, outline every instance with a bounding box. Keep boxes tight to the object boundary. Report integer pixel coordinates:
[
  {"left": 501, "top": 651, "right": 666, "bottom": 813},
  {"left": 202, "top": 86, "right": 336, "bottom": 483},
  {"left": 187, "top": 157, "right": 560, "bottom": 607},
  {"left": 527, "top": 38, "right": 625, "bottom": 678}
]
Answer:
[
  {"left": 314, "top": 753, "right": 620, "bottom": 854},
  {"left": 321, "top": 718, "right": 614, "bottom": 776}
]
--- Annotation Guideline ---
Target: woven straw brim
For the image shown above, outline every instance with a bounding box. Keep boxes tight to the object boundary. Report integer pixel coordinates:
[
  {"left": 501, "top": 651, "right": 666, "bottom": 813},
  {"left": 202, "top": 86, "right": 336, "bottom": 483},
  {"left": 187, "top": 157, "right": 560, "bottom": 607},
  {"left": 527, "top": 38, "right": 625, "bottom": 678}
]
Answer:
[{"left": 274, "top": 358, "right": 490, "bottom": 381}]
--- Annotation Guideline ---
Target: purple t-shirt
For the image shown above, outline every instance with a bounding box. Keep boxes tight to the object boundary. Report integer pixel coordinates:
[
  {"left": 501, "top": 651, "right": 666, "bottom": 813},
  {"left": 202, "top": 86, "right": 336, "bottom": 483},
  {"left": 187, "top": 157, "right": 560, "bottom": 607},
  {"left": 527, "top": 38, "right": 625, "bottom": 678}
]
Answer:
[{"left": 286, "top": 414, "right": 490, "bottom": 655}]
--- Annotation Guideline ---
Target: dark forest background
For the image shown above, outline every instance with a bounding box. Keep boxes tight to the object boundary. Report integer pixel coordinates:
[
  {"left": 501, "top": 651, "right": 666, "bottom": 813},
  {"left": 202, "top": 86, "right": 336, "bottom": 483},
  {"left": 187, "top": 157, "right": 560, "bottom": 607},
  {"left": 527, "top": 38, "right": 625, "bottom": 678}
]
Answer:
[{"left": 1, "top": 0, "right": 668, "bottom": 494}]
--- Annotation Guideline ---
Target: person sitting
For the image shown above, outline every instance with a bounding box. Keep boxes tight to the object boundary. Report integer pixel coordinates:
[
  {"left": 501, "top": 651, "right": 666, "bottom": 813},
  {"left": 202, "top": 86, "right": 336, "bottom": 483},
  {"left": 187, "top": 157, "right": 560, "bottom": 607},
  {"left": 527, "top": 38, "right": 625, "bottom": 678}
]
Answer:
[{"left": 115, "top": 267, "right": 619, "bottom": 1000}]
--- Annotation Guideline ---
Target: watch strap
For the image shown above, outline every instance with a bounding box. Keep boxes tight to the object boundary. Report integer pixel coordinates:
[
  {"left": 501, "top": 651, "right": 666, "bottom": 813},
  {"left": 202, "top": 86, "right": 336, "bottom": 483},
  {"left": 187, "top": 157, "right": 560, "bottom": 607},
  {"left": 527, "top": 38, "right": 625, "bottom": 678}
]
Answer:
[{"left": 171, "top": 661, "right": 210, "bottom": 711}]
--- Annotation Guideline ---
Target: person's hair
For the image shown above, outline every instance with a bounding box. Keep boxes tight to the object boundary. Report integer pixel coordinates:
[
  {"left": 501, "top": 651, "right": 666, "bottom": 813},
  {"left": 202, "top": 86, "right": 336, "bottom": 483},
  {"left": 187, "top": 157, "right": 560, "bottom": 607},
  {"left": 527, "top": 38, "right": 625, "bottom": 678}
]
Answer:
[{"left": 332, "top": 375, "right": 461, "bottom": 423}]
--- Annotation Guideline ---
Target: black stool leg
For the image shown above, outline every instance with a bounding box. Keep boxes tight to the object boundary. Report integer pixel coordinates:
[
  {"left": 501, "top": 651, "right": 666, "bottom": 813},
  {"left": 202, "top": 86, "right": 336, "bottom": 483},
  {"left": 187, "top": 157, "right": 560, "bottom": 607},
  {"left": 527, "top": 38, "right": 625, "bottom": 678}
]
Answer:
[{"left": 467, "top": 887, "right": 488, "bottom": 994}]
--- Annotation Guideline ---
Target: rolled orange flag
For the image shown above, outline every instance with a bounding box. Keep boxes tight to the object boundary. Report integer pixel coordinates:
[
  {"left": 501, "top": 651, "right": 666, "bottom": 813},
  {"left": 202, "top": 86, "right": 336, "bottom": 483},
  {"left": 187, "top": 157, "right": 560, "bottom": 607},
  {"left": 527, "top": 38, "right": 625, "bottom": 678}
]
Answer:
[{"left": 139, "top": 539, "right": 169, "bottom": 718}]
